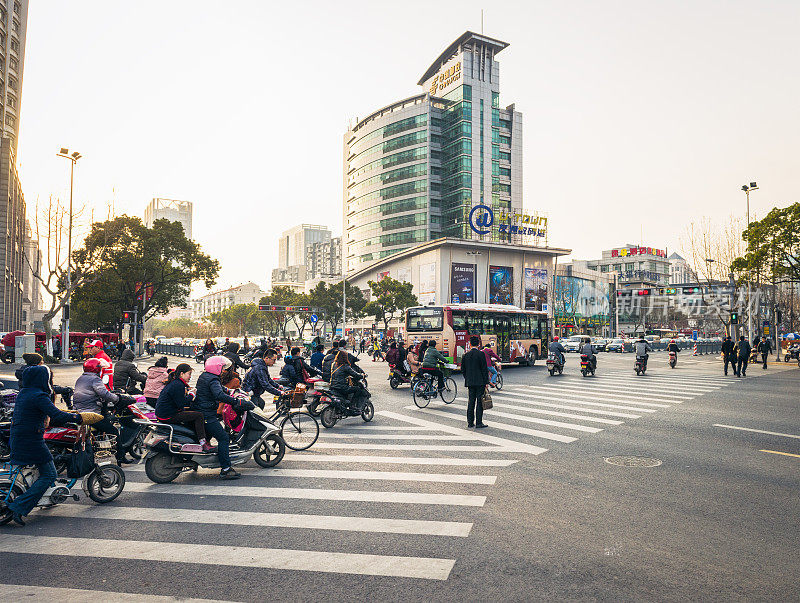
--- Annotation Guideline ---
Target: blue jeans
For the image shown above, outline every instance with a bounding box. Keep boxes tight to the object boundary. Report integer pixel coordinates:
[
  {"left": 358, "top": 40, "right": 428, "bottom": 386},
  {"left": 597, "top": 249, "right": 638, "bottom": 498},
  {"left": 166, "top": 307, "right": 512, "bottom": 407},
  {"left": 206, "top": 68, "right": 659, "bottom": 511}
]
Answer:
[
  {"left": 8, "top": 460, "right": 58, "bottom": 517},
  {"left": 204, "top": 419, "right": 231, "bottom": 469},
  {"left": 488, "top": 365, "right": 498, "bottom": 384}
]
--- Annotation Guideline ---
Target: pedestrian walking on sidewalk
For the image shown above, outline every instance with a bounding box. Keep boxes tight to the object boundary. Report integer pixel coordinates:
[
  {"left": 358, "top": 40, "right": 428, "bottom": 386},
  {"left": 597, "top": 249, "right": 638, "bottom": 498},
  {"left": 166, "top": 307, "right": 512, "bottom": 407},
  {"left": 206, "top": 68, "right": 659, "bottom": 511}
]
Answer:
[
  {"left": 757, "top": 338, "right": 773, "bottom": 369},
  {"left": 462, "top": 335, "right": 489, "bottom": 428},
  {"left": 721, "top": 336, "right": 737, "bottom": 376},
  {"left": 735, "top": 336, "right": 751, "bottom": 378}
]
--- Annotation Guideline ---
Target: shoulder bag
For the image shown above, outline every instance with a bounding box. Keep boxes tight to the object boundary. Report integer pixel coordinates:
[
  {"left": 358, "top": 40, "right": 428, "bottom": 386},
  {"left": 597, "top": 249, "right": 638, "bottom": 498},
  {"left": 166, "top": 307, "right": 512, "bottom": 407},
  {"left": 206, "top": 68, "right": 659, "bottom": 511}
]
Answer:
[{"left": 481, "top": 389, "right": 493, "bottom": 410}]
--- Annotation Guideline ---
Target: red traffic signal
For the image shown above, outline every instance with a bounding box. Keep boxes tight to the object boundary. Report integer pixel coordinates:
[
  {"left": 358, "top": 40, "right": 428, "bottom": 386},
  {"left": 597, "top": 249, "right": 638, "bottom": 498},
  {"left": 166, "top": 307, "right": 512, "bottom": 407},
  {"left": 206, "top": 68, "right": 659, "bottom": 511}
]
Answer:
[{"left": 637, "top": 289, "right": 651, "bottom": 296}]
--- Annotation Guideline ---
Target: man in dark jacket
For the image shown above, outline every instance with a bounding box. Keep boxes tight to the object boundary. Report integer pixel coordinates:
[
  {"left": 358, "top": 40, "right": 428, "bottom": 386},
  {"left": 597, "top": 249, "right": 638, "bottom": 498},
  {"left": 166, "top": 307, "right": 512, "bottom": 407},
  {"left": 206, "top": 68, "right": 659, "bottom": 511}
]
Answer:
[
  {"left": 329, "top": 351, "right": 370, "bottom": 411},
  {"left": 192, "top": 356, "right": 241, "bottom": 480},
  {"left": 462, "top": 336, "right": 490, "bottom": 428},
  {"left": 113, "top": 349, "right": 147, "bottom": 394},
  {"left": 242, "top": 349, "right": 284, "bottom": 408},
  {"left": 280, "top": 347, "right": 319, "bottom": 388},
  {"left": 223, "top": 342, "right": 250, "bottom": 371},
  {"left": 7, "top": 365, "right": 82, "bottom": 525},
  {"left": 735, "top": 336, "right": 751, "bottom": 377},
  {"left": 15, "top": 353, "right": 73, "bottom": 408},
  {"left": 721, "top": 336, "right": 737, "bottom": 376},
  {"left": 757, "top": 337, "right": 773, "bottom": 369},
  {"left": 309, "top": 346, "right": 325, "bottom": 371}
]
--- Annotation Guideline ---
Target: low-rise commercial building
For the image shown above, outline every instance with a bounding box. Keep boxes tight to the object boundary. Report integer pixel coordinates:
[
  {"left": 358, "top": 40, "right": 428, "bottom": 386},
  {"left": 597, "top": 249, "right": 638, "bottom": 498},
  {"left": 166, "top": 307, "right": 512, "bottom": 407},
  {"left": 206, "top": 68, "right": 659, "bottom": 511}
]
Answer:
[{"left": 191, "top": 281, "right": 266, "bottom": 320}]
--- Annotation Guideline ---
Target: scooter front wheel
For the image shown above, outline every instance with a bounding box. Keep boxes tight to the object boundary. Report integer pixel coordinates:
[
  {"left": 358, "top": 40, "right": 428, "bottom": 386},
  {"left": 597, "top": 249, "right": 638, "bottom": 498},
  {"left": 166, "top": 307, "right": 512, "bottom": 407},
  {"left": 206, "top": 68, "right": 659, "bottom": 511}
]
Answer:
[
  {"left": 145, "top": 452, "right": 182, "bottom": 484},
  {"left": 254, "top": 434, "right": 285, "bottom": 468},
  {"left": 389, "top": 376, "right": 400, "bottom": 389},
  {"left": 320, "top": 405, "right": 338, "bottom": 428},
  {"left": 85, "top": 464, "right": 126, "bottom": 503},
  {"left": 361, "top": 401, "right": 374, "bottom": 422}
]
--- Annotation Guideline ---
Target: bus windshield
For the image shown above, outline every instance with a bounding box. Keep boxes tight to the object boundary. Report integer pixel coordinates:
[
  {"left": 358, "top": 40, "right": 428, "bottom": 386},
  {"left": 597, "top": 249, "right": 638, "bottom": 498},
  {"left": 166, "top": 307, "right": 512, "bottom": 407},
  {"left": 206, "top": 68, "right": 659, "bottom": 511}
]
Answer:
[{"left": 406, "top": 307, "right": 443, "bottom": 331}]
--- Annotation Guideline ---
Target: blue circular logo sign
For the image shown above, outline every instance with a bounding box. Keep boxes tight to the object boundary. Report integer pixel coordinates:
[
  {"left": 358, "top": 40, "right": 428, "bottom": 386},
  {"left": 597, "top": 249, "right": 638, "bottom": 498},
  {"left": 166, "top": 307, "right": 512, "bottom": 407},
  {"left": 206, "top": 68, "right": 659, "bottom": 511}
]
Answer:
[{"left": 468, "top": 204, "right": 494, "bottom": 235}]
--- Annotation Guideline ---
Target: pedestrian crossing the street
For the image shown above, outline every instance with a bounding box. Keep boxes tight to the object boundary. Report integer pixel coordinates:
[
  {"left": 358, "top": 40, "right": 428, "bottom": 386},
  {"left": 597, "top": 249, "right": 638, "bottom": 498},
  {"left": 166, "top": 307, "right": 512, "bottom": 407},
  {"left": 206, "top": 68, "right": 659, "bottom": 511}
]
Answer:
[{"left": 1, "top": 364, "right": 786, "bottom": 597}]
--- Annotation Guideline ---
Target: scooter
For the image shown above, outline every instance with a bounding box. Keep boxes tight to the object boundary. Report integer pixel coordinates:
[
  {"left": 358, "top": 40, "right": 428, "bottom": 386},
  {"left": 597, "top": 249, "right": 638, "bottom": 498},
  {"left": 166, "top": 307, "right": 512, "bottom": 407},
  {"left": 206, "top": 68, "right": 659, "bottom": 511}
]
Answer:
[
  {"left": 635, "top": 355, "right": 648, "bottom": 375},
  {"left": 669, "top": 350, "right": 677, "bottom": 368},
  {"left": 784, "top": 347, "right": 800, "bottom": 363},
  {"left": 546, "top": 353, "right": 564, "bottom": 376},
  {"left": 580, "top": 354, "right": 596, "bottom": 377},
  {"left": 388, "top": 364, "right": 414, "bottom": 389},
  {"left": 140, "top": 401, "right": 286, "bottom": 484},
  {"left": 319, "top": 385, "right": 374, "bottom": 429}
]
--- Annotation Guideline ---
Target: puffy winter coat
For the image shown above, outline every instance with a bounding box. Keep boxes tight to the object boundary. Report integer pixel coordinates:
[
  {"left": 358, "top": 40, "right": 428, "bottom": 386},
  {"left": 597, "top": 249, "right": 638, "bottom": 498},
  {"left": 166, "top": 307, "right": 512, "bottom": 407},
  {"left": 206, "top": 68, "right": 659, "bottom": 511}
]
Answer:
[
  {"left": 73, "top": 371, "right": 120, "bottom": 414},
  {"left": 242, "top": 358, "right": 281, "bottom": 398},
  {"left": 154, "top": 377, "right": 193, "bottom": 420},
  {"left": 192, "top": 371, "right": 237, "bottom": 420},
  {"left": 10, "top": 365, "right": 81, "bottom": 465},
  {"left": 113, "top": 349, "right": 147, "bottom": 393},
  {"left": 143, "top": 366, "right": 169, "bottom": 399}
]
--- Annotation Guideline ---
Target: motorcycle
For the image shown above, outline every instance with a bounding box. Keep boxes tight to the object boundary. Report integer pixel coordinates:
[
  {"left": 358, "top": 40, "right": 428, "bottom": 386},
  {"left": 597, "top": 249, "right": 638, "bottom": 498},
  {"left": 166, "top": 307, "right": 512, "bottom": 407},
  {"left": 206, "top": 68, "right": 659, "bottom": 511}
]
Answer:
[
  {"left": 140, "top": 401, "right": 286, "bottom": 484},
  {"left": 669, "top": 350, "right": 677, "bottom": 368},
  {"left": 319, "top": 379, "right": 374, "bottom": 429},
  {"left": 784, "top": 347, "right": 800, "bottom": 363},
  {"left": 580, "top": 354, "right": 595, "bottom": 377},
  {"left": 388, "top": 364, "right": 414, "bottom": 389},
  {"left": 634, "top": 355, "right": 647, "bottom": 375},
  {"left": 546, "top": 352, "right": 564, "bottom": 376}
]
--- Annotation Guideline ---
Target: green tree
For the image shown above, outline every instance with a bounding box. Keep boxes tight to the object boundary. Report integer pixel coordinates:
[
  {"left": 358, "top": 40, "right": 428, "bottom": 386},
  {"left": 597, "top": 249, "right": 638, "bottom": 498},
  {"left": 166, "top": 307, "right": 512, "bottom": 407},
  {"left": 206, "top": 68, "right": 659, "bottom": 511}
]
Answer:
[
  {"left": 732, "top": 203, "right": 800, "bottom": 284},
  {"left": 363, "top": 276, "right": 418, "bottom": 332},
  {"left": 71, "top": 215, "right": 219, "bottom": 332},
  {"left": 308, "top": 281, "right": 367, "bottom": 335}
]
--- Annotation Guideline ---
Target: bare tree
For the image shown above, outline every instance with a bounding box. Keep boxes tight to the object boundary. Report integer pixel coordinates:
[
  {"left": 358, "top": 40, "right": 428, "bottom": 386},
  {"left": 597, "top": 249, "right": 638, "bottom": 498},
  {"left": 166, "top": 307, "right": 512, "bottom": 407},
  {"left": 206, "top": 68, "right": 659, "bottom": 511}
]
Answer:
[{"left": 23, "top": 196, "right": 112, "bottom": 345}]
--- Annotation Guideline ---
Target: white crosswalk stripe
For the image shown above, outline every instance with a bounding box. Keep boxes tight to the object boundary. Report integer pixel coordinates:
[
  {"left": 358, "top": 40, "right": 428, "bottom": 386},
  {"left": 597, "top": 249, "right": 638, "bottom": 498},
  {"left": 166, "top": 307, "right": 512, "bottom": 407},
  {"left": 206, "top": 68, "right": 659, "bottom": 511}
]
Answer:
[
  {"left": 445, "top": 402, "right": 604, "bottom": 433},
  {"left": 460, "top": 396, "right": 624, "bottom": 424},
  {"left": 0, "top": 535, "right": 457, "bottom": 581},
  {"left": 497, "top": 390, "right": 649, "bottom": 415},
  {"left": 0, "top": 585, "right": 229, "bottom": 603}
]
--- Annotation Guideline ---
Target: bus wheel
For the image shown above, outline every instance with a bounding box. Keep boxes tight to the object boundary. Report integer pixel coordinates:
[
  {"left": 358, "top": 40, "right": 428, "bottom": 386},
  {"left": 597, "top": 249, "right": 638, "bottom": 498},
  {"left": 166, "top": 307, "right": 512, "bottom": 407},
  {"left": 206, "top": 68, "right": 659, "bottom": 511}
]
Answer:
[{"left": 528, "top": 346, "right": 538, "bottom": 367}]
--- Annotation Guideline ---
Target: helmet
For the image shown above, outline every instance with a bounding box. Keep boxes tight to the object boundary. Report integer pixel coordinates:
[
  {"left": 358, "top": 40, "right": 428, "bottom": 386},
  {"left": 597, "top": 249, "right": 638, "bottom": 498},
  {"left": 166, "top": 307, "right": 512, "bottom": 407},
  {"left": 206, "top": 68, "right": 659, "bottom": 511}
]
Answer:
[
  {"left": 204, "top": 355, "right": 232, "bottom": 376},
  {"left": 83, "top": 358, "right": 105, "bottom": 374},
  {"left": 553, "top": 336, "right": 559, "bottom": 342}
]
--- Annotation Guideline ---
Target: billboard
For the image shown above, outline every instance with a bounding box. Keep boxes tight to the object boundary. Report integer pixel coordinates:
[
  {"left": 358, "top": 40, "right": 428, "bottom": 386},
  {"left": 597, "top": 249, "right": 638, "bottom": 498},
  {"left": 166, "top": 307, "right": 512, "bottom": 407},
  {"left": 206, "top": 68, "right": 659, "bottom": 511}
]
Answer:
[
  {"left": 524, "top": 268, "right": 548, "bottom": 311},
  {"left": 396, "top": 267, "right": 411, "bottom": 283},
  {"left": 450, "top": 263, "right": 476, "bottom": 303},
  {"left": 489, "top": 265, "right": 513, "bottom": 305},
  {"left": 419, "top": 262, "right": 436, "bottom": 306}
]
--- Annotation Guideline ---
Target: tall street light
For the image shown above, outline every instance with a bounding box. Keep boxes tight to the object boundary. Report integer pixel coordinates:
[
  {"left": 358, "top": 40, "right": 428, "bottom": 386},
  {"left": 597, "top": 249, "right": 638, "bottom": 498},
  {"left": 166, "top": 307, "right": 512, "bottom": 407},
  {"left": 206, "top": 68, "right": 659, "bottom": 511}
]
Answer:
[
  {"left": 57, "top": 148, "right": 81, "bottom": 362},
  {"left": 741, "top": 182, "right": 758, "bottom": 339}
]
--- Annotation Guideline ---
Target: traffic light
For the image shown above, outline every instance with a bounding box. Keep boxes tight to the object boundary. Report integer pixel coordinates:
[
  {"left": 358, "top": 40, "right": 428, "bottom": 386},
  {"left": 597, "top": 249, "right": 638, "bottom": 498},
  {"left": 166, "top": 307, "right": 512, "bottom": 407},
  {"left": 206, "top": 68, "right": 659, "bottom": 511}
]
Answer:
[
  {"left": 122, "top": 311, "right": 132, "bottom": 323},
  {"left": 730, "top": 312, "right": 739, "bottom": 325}
]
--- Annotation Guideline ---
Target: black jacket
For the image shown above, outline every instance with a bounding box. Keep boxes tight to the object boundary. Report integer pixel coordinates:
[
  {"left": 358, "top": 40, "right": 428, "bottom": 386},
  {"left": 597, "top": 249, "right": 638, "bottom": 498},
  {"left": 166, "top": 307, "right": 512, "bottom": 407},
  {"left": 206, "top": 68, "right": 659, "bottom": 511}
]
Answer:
[
  {"left": 757, "top": 339, "right": 773, "bottom": 354},
  {"left": 154, "top": 377, "right": 194, "bottom": 420},
  {"left": 321, "top": 351, "right": 338, "bottom": 382},
  {"left": 462, "top": 347, "right": 490, "bottom": 387},
  {"left": 280, "top": 356, "right": 319, "bottom": 387},
  {"left": 330, "top": 364, "right": 365, "bottom": 391},
  {"left": 224, "top": 344, "right": 250, "bottom": 371},
  {"left": 113, "top": 349, "right": 147, "bottom": 393},
  {"left": 735, "top": 340, "right": 752, "bottom": 359},
  {"left": 721, "top": 340, "right": 735, "bottom": 356},
  {"left": 192, "top": 371, "right": 237, "bottom": 420}
]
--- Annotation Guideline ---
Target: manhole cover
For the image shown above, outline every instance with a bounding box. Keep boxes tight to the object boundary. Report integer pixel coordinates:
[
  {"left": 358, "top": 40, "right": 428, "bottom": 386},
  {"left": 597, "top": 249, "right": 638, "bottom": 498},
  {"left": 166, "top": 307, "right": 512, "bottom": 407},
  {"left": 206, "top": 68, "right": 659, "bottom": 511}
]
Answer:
[{"left": 604, "top": 456, "right": 662, "bottom": 467}]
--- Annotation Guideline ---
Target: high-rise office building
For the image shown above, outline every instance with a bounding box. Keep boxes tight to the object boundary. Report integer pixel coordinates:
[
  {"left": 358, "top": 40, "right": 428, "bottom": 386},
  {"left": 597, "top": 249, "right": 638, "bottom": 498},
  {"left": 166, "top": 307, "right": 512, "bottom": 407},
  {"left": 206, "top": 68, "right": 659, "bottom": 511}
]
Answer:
[
  {"left": 0, "top": 1, "right": 27, "bottom": 331},
  {"left": 272, "top": 224, "right": 332, "bottom": 287},
  {"left": 343, "top": 31, "right": 523, "bottom": 275},
  {"left": 144, "top": 198, "right": 193, "bottom": 239},
  {"left": 306, "top": 236, "right": 342, "bottom": 280}
]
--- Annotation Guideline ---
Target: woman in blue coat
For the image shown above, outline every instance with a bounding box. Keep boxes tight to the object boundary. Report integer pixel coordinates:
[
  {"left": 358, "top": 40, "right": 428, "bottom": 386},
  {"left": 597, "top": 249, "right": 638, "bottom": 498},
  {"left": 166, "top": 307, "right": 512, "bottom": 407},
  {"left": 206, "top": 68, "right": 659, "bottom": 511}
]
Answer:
[{"left": 5, "top": 365, "right": 82, "bottom": 525}]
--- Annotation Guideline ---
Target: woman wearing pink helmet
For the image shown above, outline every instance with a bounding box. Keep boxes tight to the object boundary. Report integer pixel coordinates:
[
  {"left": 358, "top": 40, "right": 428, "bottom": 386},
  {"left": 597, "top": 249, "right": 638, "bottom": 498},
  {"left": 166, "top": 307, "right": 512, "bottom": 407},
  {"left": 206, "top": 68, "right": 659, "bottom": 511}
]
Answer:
[{"left": 191, "top": 355, "right": 242, "bottom": 480}]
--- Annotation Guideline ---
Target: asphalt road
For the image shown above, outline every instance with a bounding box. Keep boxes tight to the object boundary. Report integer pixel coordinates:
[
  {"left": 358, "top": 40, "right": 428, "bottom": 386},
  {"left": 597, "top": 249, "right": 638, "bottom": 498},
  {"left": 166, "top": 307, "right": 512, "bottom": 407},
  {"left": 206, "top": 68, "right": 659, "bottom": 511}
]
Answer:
[{"left": 1, "top": 349, "right": 798, "bottom": 602}]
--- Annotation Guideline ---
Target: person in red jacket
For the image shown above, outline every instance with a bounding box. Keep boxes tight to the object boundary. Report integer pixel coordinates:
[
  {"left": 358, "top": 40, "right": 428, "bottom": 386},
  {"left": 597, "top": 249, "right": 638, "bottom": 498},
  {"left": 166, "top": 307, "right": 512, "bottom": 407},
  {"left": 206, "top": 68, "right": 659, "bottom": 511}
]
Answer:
[{"left": 86, "top": 339, "right": 114, "bottom": 390}]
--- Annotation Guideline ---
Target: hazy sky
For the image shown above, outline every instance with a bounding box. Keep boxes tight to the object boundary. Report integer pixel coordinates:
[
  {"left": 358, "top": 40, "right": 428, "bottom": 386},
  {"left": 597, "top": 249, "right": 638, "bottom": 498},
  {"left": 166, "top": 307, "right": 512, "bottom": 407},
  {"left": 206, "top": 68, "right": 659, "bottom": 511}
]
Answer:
[{"left": 17, "top": 1, "right": 799, "bottom": 296}]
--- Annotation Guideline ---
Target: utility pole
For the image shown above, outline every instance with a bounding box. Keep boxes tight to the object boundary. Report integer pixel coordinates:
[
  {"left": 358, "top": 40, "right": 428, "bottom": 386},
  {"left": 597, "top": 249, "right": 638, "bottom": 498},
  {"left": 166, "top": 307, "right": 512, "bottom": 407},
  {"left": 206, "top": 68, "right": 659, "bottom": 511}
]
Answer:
[
  {"left": 742, "top": 182, "right": 758, "bottom": 339},
  {"left": 56, "top": 149, "right": 81, "bottom": 363}
]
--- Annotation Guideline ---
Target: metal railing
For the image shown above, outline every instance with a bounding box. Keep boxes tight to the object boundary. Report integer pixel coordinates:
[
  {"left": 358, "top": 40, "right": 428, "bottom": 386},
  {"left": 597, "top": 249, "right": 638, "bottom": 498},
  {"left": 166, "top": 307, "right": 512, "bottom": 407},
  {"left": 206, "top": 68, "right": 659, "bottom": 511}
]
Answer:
[{"left": 153, "top": 343, "right": 197, "bottom": 358}]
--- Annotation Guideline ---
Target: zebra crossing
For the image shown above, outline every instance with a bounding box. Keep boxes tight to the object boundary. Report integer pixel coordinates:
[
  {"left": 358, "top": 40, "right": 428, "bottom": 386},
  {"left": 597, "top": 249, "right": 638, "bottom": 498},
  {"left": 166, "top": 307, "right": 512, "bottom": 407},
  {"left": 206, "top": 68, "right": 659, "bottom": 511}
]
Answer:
[{"left": 0, "top": 367, "right": 768, "bottom": 596}]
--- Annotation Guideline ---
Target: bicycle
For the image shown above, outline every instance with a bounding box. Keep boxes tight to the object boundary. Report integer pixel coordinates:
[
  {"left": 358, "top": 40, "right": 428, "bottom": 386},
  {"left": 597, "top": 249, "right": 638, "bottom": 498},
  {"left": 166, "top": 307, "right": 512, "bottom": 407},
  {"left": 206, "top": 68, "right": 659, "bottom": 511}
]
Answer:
[
  {"left": 264, "top": 392, "right": 319, "bottom": 451},
  {"left": 412, "top": 362, "right": 457, "bottom": 408}
]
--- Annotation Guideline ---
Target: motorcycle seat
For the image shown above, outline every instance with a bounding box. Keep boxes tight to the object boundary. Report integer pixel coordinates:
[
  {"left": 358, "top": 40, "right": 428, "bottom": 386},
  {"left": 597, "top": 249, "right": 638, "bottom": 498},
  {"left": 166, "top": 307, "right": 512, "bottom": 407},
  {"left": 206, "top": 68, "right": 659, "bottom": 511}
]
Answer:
[{"left": 154, "top": 422, "right": 197, "bottom": 439}]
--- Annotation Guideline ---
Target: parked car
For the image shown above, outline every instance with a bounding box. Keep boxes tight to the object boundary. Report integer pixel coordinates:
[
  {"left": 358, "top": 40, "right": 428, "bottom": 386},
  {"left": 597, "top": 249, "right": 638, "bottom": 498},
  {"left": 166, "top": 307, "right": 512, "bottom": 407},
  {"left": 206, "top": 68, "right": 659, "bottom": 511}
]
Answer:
[
  {"left": 563, "top": 335, "right": 590, "bottom": 352},
  {"left": 607, "top": 339, "right": 627, "bottom": 353},
  {"left": 593, "top": 338, "right": 608, "bottom": 352}
]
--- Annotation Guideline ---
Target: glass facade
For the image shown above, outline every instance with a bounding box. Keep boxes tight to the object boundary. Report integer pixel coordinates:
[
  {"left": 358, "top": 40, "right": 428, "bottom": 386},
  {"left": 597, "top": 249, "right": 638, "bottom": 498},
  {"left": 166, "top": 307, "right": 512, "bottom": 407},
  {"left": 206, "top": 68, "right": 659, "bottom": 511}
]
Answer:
[{"left": 344, "top": 32, "right": 522, "bottom": 274}]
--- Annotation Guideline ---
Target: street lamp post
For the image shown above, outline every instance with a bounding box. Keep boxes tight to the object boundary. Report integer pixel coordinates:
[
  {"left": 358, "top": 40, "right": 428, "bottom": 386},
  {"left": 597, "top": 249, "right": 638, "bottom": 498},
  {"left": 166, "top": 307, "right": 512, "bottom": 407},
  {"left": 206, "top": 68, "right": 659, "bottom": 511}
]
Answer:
[
  {"left": 57, "top": 148, "right": 81, "bottom": 363},
  {"left": 741, "top": 182, "right": 758, "bottom": 339}
]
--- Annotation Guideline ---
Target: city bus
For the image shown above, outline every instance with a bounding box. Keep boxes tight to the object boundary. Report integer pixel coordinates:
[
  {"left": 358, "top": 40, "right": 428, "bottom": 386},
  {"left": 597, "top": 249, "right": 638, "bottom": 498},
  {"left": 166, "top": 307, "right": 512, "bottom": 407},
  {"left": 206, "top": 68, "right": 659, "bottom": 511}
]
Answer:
[{"left": 404, "top": 304, "right": 549, "bottom": 367}]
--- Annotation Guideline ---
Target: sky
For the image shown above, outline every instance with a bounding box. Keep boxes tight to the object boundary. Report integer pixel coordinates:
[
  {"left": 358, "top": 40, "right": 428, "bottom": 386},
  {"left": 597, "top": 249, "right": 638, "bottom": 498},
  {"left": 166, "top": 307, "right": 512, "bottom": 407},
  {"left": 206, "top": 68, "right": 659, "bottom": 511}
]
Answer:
[{"left": 17, "top": 0, "right": 800, "bottom": 297}]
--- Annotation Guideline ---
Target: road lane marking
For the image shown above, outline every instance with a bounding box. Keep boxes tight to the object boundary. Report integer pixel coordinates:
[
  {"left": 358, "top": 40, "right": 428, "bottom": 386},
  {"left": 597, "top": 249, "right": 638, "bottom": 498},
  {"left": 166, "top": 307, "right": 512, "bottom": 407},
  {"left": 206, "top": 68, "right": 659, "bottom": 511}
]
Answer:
[
  {"left": 456, "top": 396, "right": 623, "bottom": 424},
  {"left": 122, "top": 481, "right": 486, "bottom": 506},
  {"left": 379, "top": 410, "right": 549, "bottom": 455},
  {"left": 509, "top": 385, "right": 674, "bottom": 407},
  {"left": 403, "top": 406, "right": 578, "bottom": 443},
  {"left": 713, "top": 424, "right": 800, "bottom": 439},
  {"left": 445, "top": 403, "right": 603, "bottom": 433},
  {"left": 0, "top": 536, "right": 457, "bottom": 580},
  {"left": 499, "top": 390, "right": 659, "bottom": 413},
  {"left": 281, "top": 455, "right": 519, "bottom": 467},
  {"left": 0, "top": 585, "right": 228, "bottom": 603},
  {"left": 38, "top": 505, "right": 474, "bottom": 537},
  {"left": 317, "top": 434, "right": 471, "bottom": 440},
  {"left": 759, "top": 450, "right": 800, "bottom": 458},
  {"left": 495, "top": 392, "right": 644, "bottom": 416},
  {"left": 261, "top": 468, "right": 497, "bottom": 484},
  {"left": 311, "top": 443, "right": 508, "bottom": 452},
  {"left": 536, "top": 385, "right": 679, "bottom": 404}
]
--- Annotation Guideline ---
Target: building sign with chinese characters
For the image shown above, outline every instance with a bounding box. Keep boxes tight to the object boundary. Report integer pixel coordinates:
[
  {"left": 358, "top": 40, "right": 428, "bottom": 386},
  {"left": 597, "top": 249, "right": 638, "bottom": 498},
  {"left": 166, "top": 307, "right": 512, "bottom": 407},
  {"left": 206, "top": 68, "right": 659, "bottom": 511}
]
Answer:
[
  {"left": 497, "top": 210, "right": 547, "bottom": 238},
  {"left": 429, "top": 62, "right": 461, "bottom": 95},
  {"left": 611, "top": 246, "right": 666, "bottom": 258}
]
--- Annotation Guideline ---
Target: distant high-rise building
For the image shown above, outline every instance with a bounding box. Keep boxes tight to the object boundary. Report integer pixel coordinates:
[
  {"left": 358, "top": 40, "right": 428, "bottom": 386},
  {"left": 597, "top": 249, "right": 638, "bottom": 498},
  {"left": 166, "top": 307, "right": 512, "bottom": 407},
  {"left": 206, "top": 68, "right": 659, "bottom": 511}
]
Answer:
[
  {"left": 306, "top": 236, "right": 342, "bottom": 280},
  {"left": 272, "top": 224, "right": 332, "bottom": 287},
  {"left": 144, "top": 198, "right": 193, "bottom": 239},
  {"left": 0, "top": 0, "right": 28, "bottom": 153},
  {"left": 22, "top": 219, "right": 42, "bottom": 330},
  {"left": 343, "top": 31, "right": 524, "bottom": 275}
]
